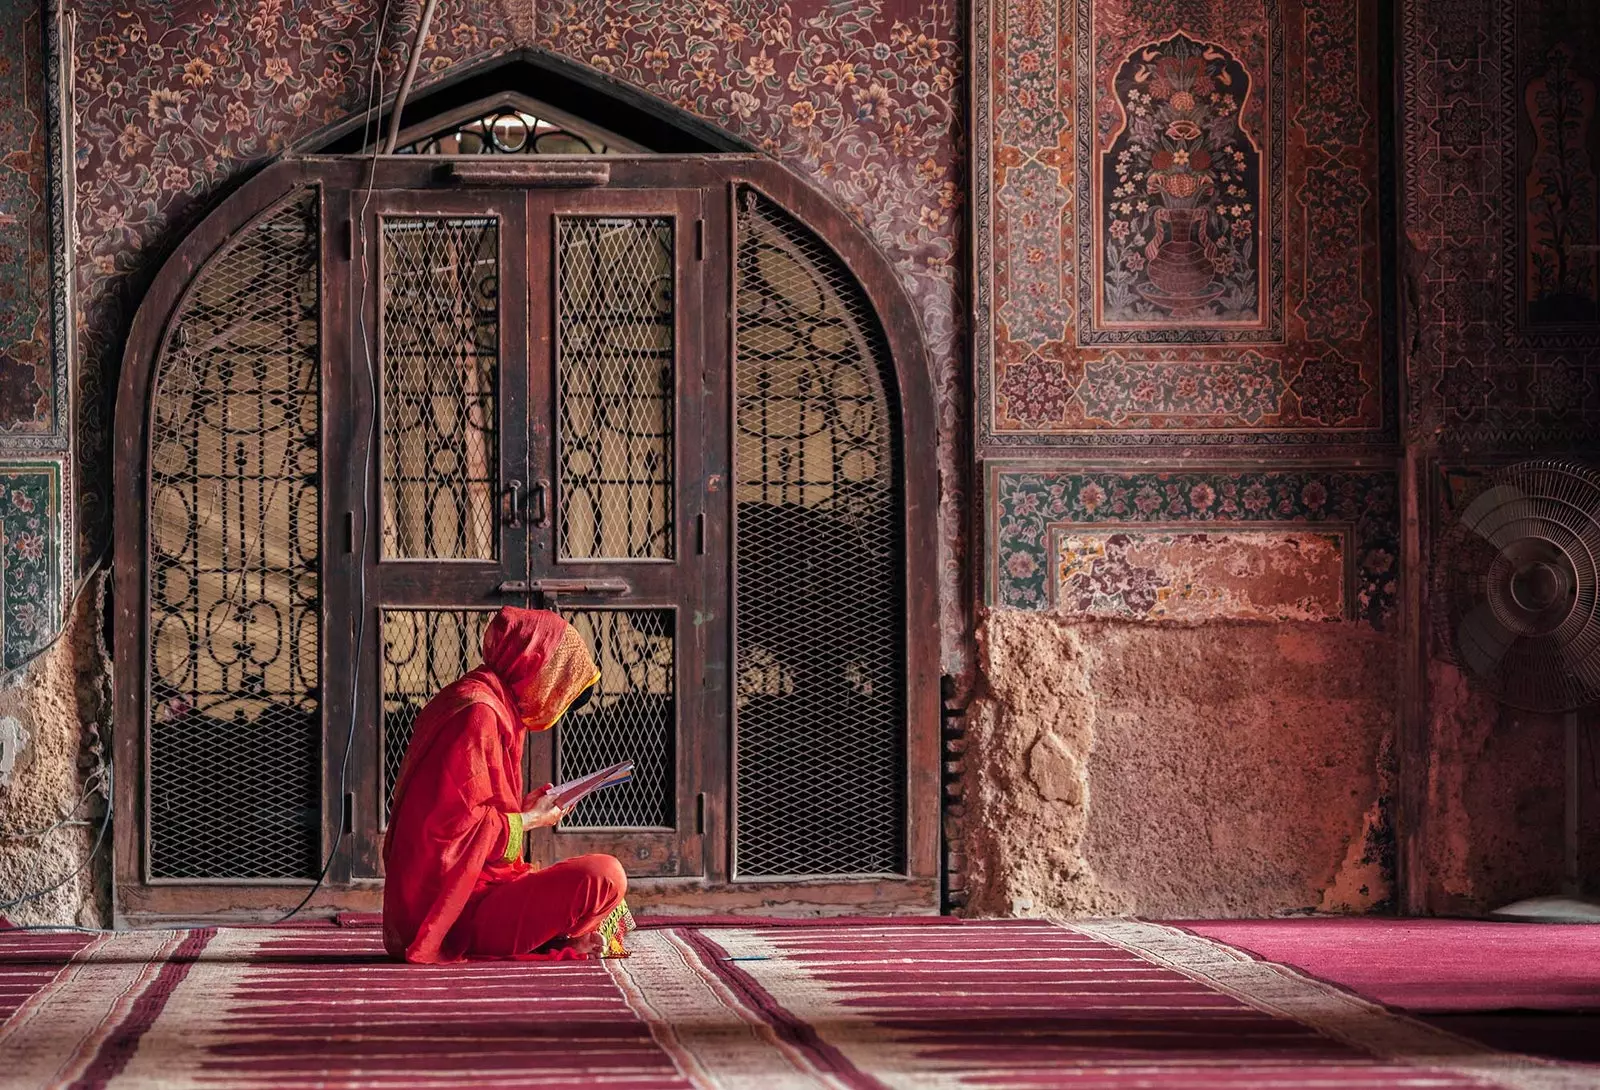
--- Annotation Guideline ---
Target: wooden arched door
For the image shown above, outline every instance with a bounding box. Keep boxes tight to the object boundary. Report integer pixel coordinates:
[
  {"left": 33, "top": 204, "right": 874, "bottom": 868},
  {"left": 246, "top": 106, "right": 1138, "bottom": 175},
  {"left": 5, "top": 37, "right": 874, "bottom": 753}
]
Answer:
[{"left": 113, "top": 156, "right": 939, "bottom": 924}]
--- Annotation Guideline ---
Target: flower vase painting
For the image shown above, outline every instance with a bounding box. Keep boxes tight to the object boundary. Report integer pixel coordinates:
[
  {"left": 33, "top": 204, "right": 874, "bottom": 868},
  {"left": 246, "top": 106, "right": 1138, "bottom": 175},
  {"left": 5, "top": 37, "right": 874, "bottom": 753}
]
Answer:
[{"left": 1099, "top": 34, "right": 1265, "bottom": 328}]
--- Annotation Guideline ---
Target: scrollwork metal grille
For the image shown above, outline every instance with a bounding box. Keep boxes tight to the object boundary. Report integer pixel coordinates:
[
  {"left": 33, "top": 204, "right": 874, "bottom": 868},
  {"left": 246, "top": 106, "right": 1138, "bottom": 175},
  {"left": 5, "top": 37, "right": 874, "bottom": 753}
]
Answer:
[
  {"left": 380, "top": 609, "right": 496, "bottom": 819},
  {"left": 555, "top": 610, "right": 675, "bottom": 829},
  {"left": 733, "top": 191, "right": 905, "bottom": 877},
  {"left": 556, "top": 218, "right": 675, "bottom": 560},
  {"left": 380, "top": 608, "right": 674, "bottom": 831},
  {"left": 147, "top": 190, "right": 322, "bottom": 880},
  {"left": 381, "top": 217, "right": 500, "bottom": 560},
  {"left": 395, "top": 103, "right": 627, "bottom": 156}
]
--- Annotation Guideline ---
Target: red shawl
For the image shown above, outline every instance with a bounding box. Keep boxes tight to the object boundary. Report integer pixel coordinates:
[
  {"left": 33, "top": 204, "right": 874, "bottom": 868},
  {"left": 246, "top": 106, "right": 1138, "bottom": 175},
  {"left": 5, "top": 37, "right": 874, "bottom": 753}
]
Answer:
[{"left": 381, "top": 608, "right": 598, "bottom": 963}]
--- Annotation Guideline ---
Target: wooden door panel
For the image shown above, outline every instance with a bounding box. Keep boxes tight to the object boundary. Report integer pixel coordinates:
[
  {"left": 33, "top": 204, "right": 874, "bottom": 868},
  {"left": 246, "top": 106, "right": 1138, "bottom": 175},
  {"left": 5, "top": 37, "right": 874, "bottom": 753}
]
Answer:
[{"left": 521, "top": 188, "right": 719, "bottom": 879}]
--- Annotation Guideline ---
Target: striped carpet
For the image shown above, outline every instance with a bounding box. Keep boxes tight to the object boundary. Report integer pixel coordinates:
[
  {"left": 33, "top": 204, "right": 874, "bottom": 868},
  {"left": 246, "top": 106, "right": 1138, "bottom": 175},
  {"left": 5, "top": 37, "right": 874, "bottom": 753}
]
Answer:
[{"left": 0, "top": 919, "right": 1590, "bottom": 1090}]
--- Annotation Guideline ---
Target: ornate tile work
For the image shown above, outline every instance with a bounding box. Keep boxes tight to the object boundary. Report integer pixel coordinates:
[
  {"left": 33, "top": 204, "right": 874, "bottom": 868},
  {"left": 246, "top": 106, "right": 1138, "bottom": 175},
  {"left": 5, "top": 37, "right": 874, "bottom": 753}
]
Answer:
[
  {"left": 1403, "top": 0, "right": 1600, "bottom": 448},
  {"left": 974, "top": 0, "right": 1389, "bottom": 447},
  {"left": 1054, "top": 527, "right": 1347, "bottom": 621},
  {"left": 0, "top": 461, "right": 62, "bottom": 669},
  {"left": 0, "top": 0, "right": 57, "bottom": 440},
  {"left": 66, "top": 0, "right": 968, "bottom": 666},
  {"left": 987, "top": 462, "right": 1400, "bottom": 628}
]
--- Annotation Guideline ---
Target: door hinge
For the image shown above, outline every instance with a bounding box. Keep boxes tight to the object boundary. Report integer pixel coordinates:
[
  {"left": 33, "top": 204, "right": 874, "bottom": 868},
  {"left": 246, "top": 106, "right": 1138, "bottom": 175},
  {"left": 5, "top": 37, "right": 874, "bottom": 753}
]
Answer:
[
  {"left": 340, "top": 219, "right": 352, "bottom": 261},
  {"left": 695, "top": 792, "right": 706, "bottom": 835},
  {"left": 695, "top": 219, "right": 705, "bottom": 261}
]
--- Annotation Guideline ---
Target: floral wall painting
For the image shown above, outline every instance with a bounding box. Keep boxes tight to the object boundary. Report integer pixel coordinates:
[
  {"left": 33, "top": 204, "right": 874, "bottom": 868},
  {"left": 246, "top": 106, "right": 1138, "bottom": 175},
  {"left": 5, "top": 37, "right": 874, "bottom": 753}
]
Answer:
[
  {"left": 0, "top": 0, "right": 55, "bottom": 439},
  {"left": 974, "top": 0, "right": 1387, "bottom": 446},
  {"left": 986, "top": 463, "right": 1400, "bottom": 629},
  {"left": 0, "top": 461, "right": 61, "bottom": 670},
  {"left": 1054, "top": 526, "right": 1348, "bottom": 622},
  {"left": 1097, "top": 33, "right": 1268, "bottom": 332},
  {"left": 1519, "top": 16, "right": 1599, "bottom": 333}
]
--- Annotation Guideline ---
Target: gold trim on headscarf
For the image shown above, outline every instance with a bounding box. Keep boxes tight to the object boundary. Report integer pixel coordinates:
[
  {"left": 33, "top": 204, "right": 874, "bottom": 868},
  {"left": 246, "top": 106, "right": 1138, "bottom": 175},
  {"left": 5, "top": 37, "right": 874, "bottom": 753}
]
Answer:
[{"left": 520, "top": 624, "right": 602, "bottom": 731}]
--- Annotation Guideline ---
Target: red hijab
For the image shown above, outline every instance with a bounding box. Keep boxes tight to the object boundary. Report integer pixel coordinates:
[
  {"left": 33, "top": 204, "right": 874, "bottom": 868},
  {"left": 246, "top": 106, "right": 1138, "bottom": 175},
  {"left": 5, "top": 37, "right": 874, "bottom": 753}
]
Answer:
[{"left": 382, "top": 608, "right": 599, "bottom": 963}]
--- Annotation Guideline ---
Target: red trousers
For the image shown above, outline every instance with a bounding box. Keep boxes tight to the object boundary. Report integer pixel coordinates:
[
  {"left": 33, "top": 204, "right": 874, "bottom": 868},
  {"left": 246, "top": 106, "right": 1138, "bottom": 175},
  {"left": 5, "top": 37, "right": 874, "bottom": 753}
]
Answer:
[{"left": 458, "top": 854, "right": 626, "bottom": 957}]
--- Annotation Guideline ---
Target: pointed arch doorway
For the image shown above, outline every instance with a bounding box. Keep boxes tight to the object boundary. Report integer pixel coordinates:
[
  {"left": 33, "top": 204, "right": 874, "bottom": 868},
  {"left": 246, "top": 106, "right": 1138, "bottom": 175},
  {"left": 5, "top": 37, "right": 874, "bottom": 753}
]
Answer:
[{"left": 112, "top": 79, "right": 940, "bottom": 924}]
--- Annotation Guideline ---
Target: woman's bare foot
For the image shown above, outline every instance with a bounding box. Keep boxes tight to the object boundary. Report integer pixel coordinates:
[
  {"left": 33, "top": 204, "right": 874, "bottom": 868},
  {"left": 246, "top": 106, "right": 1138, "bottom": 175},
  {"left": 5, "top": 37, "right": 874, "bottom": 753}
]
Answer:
[{"left": 537, "top": 931, "right": 604, "bottom": 958}]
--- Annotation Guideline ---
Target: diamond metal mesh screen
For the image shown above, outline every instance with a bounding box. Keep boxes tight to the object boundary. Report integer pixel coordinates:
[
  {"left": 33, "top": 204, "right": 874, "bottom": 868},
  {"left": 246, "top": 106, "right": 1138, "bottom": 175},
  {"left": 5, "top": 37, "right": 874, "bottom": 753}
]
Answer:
[
  {"left": 147, "top": 190, "right": 321, "bottom": 880},
  {"left": 381, "top": 609, "right": 495, "bottom": 819},
  {"left": 733, "top": 192, "right": 905, "bottom": 877},
  {"left": 555, "top": 218, "right": 675, "bottom": 560},
  {"left": 381, "top": 217, "right": 500, "bottom": 560},
  {"left": 556, "top": 610, "right": 675, "bottom": 828}
]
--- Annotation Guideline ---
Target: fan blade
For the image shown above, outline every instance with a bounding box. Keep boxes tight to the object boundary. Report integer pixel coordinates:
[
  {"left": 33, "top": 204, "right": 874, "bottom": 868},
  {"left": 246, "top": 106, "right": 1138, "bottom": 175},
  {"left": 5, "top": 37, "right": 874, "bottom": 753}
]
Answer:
[
  {"left": 1456, "top": 601, "right": 1518, "bottom": 679},
  {"left": 1459, "top": 483, "right": 1531, "bottom": 551}
]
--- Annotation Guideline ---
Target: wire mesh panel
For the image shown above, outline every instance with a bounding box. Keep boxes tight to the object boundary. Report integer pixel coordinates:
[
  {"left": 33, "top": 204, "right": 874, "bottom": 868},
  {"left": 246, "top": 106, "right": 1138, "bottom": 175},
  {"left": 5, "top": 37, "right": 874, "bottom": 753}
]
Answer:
[
  {"left": 380, "top": 609, "right": 496, "bottom": 819},
  {"left": 146, "top": 190, "right": 321, "bottom": 880},
  {"left": 555, "top": 218, "right": 675, "bottom": 560},
  {"left": 734, "top": 191, "right": 905, "bottom": 877},
  {"left": 556, "top": 610, "right": 675, "bottom": 828},
  {"left": 380, "top": 217, "right": 500, "bottom": 560}
]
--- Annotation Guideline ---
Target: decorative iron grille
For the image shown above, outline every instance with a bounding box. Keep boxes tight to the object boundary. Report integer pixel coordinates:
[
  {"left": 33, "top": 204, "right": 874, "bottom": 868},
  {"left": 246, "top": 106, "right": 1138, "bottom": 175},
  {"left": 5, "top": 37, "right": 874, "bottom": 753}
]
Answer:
[
  {"left": 556, "top": 610, "right": 676, "bottom": 828},
  {"left": 394, "top": 102, "right": 630, "bottom": 156},
  {"left": 380, "top": 217, "right": 500, "bottom": 560},
  {"left": 146, "top": 190, "right": 322, "bottom": 880},
  {"left": 380, "top": 608, "right": 674, "bottom": 830},
  {"left": 380, "top": 609, "right": 496, "bottom": 817},
  {"left": 556, "top": 218, "right": 676, "bottom": 560},
  {"left": 733, "top": 191, "right": 906, "bottom": 877}
]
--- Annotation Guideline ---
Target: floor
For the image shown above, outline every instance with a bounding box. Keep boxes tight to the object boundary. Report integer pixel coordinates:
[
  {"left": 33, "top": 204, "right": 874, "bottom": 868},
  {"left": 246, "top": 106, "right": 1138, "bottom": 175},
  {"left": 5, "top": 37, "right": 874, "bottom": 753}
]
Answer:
[
  {"left": 1186, "top": 919, "right": 1600, "bottom": 1066},
  {"left": 0, "top": 917, "right": 1595, "bottom": 1089}
]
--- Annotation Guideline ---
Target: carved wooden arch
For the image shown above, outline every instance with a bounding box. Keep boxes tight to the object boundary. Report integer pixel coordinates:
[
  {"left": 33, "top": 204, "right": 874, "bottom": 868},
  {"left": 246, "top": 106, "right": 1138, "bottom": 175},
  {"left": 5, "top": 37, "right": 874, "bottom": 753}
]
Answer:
[{"left": 113, "top": 154, "right": 939, "bottom": 923}]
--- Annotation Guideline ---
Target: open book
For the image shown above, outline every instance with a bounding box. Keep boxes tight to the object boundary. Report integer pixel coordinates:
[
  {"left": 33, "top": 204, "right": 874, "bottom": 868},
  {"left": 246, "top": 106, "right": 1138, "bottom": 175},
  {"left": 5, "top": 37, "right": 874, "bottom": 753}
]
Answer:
[{"left": 550, "top": 761, "right": 634, "bottom": 811}]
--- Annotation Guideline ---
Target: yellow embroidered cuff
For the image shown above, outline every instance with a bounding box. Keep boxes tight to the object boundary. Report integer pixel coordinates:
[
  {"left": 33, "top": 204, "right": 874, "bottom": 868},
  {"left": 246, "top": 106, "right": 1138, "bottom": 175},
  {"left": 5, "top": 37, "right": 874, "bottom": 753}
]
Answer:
[{"left": 503, "top": 811, "right": 524, "bottom": 864}]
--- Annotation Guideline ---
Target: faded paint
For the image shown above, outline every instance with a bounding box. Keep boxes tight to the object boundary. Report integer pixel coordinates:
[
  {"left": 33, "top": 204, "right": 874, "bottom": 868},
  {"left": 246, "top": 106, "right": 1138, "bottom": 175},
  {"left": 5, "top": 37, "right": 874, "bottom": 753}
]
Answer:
[
  {"left": 962, "top": 611, "right": 1397, "bottom": 918},
  {"left": 1055, "top": 528, "right": 1347, "bottom": 621}
]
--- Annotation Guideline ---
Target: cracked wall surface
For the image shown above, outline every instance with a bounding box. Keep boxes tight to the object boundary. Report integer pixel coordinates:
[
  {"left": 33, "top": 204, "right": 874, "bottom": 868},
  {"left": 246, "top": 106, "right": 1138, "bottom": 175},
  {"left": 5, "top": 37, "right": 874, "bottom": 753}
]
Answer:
[
  {"left": 0, "top": 593, "right": 108, "bottom": 926},
  {"left": 962, "top": 611, "right": 1397, "bottom": 918}
]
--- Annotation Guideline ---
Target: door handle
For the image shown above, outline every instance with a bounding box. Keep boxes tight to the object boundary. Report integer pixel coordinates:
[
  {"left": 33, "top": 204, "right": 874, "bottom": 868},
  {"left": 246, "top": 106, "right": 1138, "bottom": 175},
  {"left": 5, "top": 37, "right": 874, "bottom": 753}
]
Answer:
[
  {"left": 529, "top": 479, "right": 551, "bottom": 529},
  {"left": 502, "top": 479, "right": 524, "bottom": 527},
  {"left": 496, "top": 578, "right": 631, "bottom": 596}
]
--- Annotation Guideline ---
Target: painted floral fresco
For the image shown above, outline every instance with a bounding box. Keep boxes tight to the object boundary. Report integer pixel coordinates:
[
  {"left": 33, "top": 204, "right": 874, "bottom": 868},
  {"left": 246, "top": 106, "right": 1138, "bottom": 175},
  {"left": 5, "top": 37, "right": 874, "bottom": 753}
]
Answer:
[
  {"left": 1404, "top": 0, "right": 1600, "bottom": 445},
  {"left": 1099, "top": 34, "right": 1265, "bottom": 328},
  {"left": 988, "top": 464, "right": 1400, "bottom": 629},
  {"left": 0, "top": 462, "right": 60, "bottom": 669},
  {"left": 61, "top": 0, "right": 967, "bottom": 665},
  {"left": 0, "top": 0, "right": 54, "bottom": 438},
  {"left": 1055, "top": 528, "right": 1347, "bottom": 621},
  {"left": 974, "top": 0, "right": 1385, "bottom": 445},
  {"left": 1521, "top": 42, "right": 1597, "bottom": 329}
]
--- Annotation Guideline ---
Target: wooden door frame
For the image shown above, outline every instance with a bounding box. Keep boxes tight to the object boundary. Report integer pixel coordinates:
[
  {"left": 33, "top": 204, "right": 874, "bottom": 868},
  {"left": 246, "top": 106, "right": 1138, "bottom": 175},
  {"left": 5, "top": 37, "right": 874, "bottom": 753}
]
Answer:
[{"left": 113, "top": 155, "right": 941, "bottom": 924}]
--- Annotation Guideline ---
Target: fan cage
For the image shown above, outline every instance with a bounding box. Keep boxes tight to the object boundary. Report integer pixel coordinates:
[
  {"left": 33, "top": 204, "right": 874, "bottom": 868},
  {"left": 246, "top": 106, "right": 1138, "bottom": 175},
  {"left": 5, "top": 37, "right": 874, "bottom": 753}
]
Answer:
[{"left": 1433, "top": 459, "right": 1600, "bottom": 714}]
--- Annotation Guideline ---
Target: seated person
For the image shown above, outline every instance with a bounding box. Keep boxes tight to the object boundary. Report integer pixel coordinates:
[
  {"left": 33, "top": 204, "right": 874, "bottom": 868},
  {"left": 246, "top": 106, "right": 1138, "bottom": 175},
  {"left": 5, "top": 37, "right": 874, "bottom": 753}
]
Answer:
[{"left": 383, "top": 606, "right": 630, "bottom": 964}]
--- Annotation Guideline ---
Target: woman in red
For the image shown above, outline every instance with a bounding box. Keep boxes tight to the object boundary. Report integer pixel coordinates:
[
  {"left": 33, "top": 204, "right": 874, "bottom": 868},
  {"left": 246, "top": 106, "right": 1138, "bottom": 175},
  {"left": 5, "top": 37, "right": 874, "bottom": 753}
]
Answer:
[{"left": 382, "top": 606, "right": 628, "bottom": 963}]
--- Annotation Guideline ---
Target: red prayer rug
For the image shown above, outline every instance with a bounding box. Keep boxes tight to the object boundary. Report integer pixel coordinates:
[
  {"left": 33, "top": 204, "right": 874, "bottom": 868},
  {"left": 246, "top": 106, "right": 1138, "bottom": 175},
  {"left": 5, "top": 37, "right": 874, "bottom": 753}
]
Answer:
[{"left": 0, "top": 919, "right": 1591, "bottom": 1089}]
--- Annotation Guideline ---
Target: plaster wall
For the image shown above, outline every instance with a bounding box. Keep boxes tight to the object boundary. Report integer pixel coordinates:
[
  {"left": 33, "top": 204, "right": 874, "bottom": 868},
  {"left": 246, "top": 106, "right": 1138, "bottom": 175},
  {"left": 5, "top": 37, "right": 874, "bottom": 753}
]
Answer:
[
  {"left": 961, "top": 611, "right": 1397, "bottom": 918},
  {"left": 0, "top": 590, "right": 108, "bottom": 926}
]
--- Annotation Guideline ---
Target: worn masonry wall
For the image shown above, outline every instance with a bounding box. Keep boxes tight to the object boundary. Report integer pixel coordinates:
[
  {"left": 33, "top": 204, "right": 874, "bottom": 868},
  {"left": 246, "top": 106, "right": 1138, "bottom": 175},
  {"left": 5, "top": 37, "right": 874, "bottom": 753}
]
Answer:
[
  {"left": 0, "top": 589, "right": 108, "bottom": 926},
  {"left": 960, "top": 612, "right": 1397, "bottom": 918}
]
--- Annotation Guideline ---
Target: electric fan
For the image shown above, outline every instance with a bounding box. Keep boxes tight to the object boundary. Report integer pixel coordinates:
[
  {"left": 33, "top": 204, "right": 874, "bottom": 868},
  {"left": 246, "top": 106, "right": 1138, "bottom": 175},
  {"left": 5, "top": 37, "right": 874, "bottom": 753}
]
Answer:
[{"left": 1433, "top": 459, "right": 1600, "bottom": 923}]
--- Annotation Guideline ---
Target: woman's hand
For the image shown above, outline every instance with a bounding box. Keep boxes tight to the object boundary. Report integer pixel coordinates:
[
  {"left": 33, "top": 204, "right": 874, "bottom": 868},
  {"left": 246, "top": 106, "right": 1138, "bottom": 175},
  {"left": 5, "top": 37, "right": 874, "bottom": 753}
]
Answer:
[{"left": 520, "top": 784, "right": 567, "bottom": 829}]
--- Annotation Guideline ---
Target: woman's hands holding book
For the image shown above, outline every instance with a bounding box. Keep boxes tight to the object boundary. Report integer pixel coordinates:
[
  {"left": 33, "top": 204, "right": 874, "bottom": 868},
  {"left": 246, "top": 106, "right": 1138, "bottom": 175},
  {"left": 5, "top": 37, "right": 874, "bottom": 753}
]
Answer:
[{"left": 520, "top": 783, "right": 569, "bottom": 828}]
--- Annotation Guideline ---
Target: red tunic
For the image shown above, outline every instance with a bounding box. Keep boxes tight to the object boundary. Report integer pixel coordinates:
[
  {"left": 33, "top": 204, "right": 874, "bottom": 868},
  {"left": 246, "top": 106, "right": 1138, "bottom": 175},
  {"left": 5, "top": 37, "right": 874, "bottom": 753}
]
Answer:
[{"left": 382, "top": 608, "right": 597, "bottom": 963}]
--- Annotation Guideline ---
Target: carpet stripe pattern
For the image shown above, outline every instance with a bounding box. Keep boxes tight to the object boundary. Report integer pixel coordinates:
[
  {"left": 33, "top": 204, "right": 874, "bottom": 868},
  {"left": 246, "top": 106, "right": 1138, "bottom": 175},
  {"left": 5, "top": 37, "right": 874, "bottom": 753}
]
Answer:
[{"left": 0, "top": 919, "right": 1588, "bottom": 1090}]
